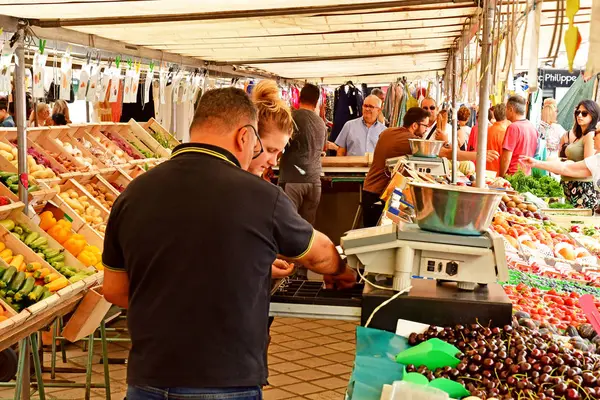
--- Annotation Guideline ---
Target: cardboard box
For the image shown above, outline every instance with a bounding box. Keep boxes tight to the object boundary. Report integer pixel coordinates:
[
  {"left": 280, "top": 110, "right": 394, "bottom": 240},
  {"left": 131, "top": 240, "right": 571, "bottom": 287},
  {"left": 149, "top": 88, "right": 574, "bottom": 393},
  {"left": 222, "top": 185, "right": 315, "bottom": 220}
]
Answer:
[{"left": 61, "top": 286, "right": 111, "bottom": 342}]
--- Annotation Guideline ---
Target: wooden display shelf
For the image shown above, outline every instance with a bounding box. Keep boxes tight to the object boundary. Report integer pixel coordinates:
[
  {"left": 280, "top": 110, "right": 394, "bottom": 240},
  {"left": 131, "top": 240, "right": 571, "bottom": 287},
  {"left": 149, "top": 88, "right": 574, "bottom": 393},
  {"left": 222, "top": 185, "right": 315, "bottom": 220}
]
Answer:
[
  {"left": 28, "top": 127, "right": 93, "bottom": 174},
  {"left": 113, "top": 123, "right": 159, "bottom": 159},
  {"left": 86, "top": 125, "right": 134, "bottom": 165},
  {"left": 321, "top": 155, "right": 371, "bottom": 167},
  {"left": 39, "top": 203, "right": 104, "bottom": 252},
  {"left": 142, "top": 118, "right": 179, "bottom": 149},
  {"left": 101, "top": 123, "right": 148, "bottom": 160},
  {"left": 0, "top": 202, "right": 87, "bottom": 272},
  {"left": 128, "top": 119, "right": 171, "bottom": 158},
  {"left": 98, "top": 169, "right": 131, "bottom": 193},
  {"left": 118, "top": 164, "right": 146, "bottom": 180},
  {"left": 73, "top": 174, "right": 120, "bottom": 213},
  {"left": 70, "top": 125, "right": 121, "bottom": 168},
  {"left": 47, "top": 126, "right": 110, "bottom": 171},
  {"left": 51, "top": 180, "right": 108, "bottom": 242}
]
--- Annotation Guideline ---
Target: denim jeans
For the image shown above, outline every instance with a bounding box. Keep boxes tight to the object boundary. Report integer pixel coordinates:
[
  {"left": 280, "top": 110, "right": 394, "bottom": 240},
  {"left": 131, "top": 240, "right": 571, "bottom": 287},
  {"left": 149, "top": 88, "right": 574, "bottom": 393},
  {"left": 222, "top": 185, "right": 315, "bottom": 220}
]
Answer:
[{"left": 126, "top": 385, "right": 262, "bottom": 400}]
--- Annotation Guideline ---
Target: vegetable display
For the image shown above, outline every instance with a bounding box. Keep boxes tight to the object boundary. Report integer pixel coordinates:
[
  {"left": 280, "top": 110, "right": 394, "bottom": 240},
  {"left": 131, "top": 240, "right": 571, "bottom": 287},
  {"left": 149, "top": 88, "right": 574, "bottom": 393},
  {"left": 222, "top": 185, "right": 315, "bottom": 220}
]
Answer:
[
  {"left": 82, "top": 182, "right": 116, "bottom": 210},
  {"left": 58, "top": 188, "right": 106, "bottom": 231},
  {"left": 506, "top": 170, "right": 564, "bottom": 198},
  {"left": 147, "top": 126, "right": 175, "bottom": 150},
  {"left": 0, "top": 172, "right": 39, "bottom": 195},
  {"left": 38, "top": 211, "right": 103, "bottom": 269},
  {"left": 104, "top": 132, "right": 141, "bottom": 160}
]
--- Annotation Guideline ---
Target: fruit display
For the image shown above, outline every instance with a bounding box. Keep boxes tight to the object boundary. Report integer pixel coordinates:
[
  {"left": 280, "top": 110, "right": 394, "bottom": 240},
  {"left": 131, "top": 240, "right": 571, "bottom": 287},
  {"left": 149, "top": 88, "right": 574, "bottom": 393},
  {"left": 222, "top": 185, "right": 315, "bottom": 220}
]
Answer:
[
  {"left": 38, "top": 211, "right": 103, "bottom": 269},
  {"left": 81, "top": 181, "right": 117, "bottom": 211},
  {"left": 404, "top": 321, "right": 600, "bottom": 399},
  {"left": 58, "top": 188, "right": 106, "bottom": 230},
  {"left": 90, "top": 134, "right": 128, "bottom": 164},
  {"left": 146, "top": 125, "right": 176, "bottom": 150},
  {"left": 498, "top": 194, "right": 547, "bottom": 221}
]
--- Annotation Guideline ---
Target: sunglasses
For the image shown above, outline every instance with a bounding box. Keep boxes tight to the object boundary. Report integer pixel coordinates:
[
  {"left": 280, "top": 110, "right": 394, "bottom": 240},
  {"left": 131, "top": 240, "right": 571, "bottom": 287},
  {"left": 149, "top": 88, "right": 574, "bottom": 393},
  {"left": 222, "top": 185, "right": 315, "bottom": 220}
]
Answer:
[
  {"left": 423, "top": 106, "right": 436, "bottom": 111},
  {"left": 575, "top": 110, "right": 589, "bottom": 118},
  {"left": 363, "top": 104, "right": 380, "bottom": 111},
  {"left": 419, "top": 123, "right": 429, "bottom": 128},
  {"left": 242, "top": 124, "right": 263, "bottom": 159}
]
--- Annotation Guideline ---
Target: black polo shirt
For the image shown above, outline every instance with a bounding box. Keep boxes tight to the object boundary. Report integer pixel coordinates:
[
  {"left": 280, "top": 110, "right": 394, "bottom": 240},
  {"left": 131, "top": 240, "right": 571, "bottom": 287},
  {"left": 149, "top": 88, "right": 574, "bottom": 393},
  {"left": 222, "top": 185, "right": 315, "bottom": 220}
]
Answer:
[{"left": 102, "top": 143, "right": 314, "bottom": 388}]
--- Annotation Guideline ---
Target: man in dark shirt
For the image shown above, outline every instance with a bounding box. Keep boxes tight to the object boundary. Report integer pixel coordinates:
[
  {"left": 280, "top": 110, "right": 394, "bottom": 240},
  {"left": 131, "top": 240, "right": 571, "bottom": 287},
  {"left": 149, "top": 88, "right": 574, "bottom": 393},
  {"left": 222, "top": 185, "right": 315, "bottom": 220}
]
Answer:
[
  {"left": 102, "top": 88, "right": 355, "bottom": 400},
  {"left": 279, "top": 83, "right": 326, "bottom": 226},
  {"left": 362, "top": 107, "right": 430, "bottom": 227}
]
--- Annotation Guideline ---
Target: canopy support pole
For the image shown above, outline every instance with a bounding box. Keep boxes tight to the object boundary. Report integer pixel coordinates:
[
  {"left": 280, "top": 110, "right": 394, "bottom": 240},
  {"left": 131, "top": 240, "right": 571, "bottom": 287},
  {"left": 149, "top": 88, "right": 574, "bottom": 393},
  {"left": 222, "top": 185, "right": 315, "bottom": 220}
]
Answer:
[
  {"left": 15, "top": 20, "right": 29, "bottom": 212},
  {"left": 451, "top": 48, "right": 458, "bottom": 184},
  {"left": 475, "top": 0, "right": 495, "bottom": 188}
]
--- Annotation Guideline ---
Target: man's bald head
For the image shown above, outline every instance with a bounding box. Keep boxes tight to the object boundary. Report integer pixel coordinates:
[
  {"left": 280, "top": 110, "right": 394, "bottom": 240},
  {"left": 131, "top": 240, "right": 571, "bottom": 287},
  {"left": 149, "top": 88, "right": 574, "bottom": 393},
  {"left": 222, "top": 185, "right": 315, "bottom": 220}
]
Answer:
[
  {"left": 362, "top": 95, "right": 383, "bottom": 125},
  {"left": 421, "top": 97, "right": 438, "bottom": 125}
]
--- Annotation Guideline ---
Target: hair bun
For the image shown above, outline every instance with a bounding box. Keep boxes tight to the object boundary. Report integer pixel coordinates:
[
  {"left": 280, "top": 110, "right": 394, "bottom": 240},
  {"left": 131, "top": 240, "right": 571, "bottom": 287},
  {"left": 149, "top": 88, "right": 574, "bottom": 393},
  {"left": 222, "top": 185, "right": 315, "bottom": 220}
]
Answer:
[{"left": 252, "top": 80, "right": 281, "bottom": 105}]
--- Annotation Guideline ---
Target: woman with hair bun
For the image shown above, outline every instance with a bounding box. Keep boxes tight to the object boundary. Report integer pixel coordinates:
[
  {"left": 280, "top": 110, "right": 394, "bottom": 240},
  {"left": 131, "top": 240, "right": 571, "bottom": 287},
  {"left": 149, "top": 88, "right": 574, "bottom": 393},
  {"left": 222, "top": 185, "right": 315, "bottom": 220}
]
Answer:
[{"left": 248, "top": 80, "right": 296, "bottom": 281}]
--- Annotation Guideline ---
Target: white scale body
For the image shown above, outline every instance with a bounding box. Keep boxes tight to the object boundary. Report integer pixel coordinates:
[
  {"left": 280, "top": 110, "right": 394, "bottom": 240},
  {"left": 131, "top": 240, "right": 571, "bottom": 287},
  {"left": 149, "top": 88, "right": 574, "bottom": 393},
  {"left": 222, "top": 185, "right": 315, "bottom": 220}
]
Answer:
[
  {"left": 386, "top": 156, "right": 450, "bottom": 177},
  {"left": 341, "top": 224, "right": 509, "bottom": 292}
]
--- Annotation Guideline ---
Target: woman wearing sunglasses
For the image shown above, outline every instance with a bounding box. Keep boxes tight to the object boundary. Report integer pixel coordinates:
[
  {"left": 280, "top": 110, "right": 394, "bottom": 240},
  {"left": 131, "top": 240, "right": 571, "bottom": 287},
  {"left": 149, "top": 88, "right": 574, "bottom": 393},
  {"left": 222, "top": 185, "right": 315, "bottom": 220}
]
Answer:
[{"left": 551, "top": 100, "right": 600, "bottom": 208}]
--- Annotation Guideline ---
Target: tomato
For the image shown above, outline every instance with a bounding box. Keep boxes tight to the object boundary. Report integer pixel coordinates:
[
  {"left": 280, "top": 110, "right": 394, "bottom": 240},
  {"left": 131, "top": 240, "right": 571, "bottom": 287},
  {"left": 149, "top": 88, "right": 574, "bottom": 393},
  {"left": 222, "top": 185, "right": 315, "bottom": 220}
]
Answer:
[
  {"left": 564, "top": 298, "right": 576, "bottom": 307},
  {"left": 548, "top": 289, "right": 558, "bottom": 296},
  {"left": 569, "top": 292, "right": 579, "bottom": 299}
]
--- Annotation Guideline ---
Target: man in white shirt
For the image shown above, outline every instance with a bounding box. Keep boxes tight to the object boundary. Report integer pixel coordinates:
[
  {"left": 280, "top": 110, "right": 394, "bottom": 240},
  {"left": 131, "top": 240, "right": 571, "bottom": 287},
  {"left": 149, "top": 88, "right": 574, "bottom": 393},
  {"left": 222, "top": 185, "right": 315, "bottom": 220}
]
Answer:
[{"left": 334, "top": 95, "right": 386, "bottom": 156}]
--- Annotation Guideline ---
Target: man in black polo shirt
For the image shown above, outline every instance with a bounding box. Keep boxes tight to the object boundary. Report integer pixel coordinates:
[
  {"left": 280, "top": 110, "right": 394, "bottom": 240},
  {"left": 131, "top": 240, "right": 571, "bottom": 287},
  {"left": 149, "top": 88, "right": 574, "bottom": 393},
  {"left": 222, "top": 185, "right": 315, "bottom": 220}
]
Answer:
[{"left": 102, "top": 87, "right": 355, "bottom": 400}]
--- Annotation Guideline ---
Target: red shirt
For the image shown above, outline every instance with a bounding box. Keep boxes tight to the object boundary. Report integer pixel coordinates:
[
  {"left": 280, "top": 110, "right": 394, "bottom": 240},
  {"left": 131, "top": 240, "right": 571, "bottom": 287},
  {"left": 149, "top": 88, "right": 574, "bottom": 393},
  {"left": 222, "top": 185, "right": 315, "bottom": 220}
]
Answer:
[{"left": 502, "top": 119, "right": 538, "bottom": 175}]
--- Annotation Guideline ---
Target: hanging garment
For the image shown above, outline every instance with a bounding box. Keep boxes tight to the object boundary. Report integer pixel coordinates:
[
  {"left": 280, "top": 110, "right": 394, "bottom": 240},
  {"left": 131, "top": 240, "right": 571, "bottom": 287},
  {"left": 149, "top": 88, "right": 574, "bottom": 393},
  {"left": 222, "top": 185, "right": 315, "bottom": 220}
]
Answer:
[
  {"left": 331, "top": 83, "right": 363, "bottom": 143},
  {"left": 290, "top": 86, "right": 300, "bottom": 109},
  {"left": 557, "top": 75, "right": 596, "bottom": 131},
  {"left": 120, "top": 80, "right": 156, "bottom": 123},
  {"left": 173, "top": 94, "right": 194, "bottom": 143},
  {"left": 110, "top": 81, "right": 124, "bottom": 123}
]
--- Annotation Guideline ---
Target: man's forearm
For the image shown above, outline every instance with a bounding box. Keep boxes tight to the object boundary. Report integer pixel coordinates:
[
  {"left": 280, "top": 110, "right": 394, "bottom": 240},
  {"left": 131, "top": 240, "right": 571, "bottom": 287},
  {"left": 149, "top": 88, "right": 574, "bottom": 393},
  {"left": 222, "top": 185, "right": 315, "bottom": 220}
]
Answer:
[{"left": 532, "top": 159, "right": 591, "bottom": 178}]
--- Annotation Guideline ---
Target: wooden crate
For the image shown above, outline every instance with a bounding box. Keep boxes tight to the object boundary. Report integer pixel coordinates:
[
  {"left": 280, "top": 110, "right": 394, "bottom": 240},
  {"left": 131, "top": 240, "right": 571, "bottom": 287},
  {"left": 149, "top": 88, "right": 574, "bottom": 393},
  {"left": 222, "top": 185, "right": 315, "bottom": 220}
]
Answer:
[
  {"left": 40, "top": 203, "right": 104, "bottom": 251},
  {"left": 321, "top": 155, "right": 370, "bottom": 167},
  {"left": 112, "top": 123, "right": 158, "bottom": 159},
  {"left": 47, "top": 127, "right": 110, "bottom": 170},
  {"left": 98, "top": 169, "right": 131, "bottom": 193},
  {"left": 52, "top": 180, "right": 108, "bottom": 239},
  {"left": 70, "top": 126, "right": 120, "bottom": 168},
  {"left": 128, "top": 119, "right": 171, "bottom": 158},
  {"left": 0, "top": 202, "right": 87, "bottom": 271},
  {"left": 549, "top": 214, "right": 600, "bottom": 229},
  {"left": 118, "top": 164, "right": 146, "bottom": 180},
  {"left": 100, "top": 123, "right": 147, "bottom": 160},
  {"left": 28, "top": 127, "right": 92, "bottom": 173},
  {"left": 86, "top": 126, "right": 134, "bottom": 165},
  {"left": 73, "top": 174, "right": 120, "bottom": 213},
  {"left": 142, "top": 118, "right": 179, "bottom": 149}
]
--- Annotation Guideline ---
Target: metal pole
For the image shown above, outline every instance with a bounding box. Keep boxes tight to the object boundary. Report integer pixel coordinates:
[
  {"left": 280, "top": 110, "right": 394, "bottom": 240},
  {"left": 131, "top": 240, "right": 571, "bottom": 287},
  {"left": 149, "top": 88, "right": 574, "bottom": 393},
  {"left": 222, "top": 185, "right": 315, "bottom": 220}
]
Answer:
[
  {"left": 14, "top": 20, "right": 29, "bottom": 211},
  {"left": 475, "top": 0, "right": 496, "bottom": 188},
  {"left": 451, "top": 48, "right": 458, "bottom": 184}
]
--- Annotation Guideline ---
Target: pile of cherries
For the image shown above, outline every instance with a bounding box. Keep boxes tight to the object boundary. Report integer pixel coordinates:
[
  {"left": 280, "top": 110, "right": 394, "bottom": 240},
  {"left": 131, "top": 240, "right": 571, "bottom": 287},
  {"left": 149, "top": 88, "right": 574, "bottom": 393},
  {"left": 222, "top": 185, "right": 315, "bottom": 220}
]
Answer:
[{"left": 406, "top": 322, "right": 600, "bottom": 399}]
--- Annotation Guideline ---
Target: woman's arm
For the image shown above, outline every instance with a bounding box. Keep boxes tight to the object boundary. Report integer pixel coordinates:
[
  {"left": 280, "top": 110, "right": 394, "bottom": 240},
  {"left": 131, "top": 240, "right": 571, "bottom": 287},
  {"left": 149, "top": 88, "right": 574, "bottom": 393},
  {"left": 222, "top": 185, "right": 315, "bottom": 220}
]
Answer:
[
  {"left": 583, "top": 132, "right": 596, "bottom": 159},
  {"left": 520, "top": 156, "right": 592, "bottom": 178}
]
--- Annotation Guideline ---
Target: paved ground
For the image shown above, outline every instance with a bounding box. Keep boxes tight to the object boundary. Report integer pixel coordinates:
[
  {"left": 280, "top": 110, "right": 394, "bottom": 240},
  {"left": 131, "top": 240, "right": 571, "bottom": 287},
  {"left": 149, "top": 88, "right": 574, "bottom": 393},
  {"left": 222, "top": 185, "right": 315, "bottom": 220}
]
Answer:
[{"left": 0, "top": 317, "right": 357, "bottom": 399}]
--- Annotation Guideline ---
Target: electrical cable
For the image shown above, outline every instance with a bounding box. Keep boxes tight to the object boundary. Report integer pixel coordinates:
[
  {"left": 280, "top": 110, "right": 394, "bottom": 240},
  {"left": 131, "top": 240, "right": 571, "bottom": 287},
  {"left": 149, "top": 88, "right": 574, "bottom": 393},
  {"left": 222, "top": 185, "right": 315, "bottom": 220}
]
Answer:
[
  {"left": 355, "top": 263, "right": 395, "bottom": 291},
  {"left": 364, "top": 285, "right": 412, "bottom": 328}
]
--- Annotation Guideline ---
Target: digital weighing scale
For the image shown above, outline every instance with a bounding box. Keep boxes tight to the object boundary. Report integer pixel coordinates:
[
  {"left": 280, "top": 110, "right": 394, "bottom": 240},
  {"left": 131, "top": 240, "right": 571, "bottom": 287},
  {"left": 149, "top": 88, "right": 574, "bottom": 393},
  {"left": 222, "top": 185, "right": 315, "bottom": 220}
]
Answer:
[
  {"left": 341, "top": 223, "right": 508, "bottom": 292},
  {"left": 386, "top": 155, "right": 450, "bottom": 177}
]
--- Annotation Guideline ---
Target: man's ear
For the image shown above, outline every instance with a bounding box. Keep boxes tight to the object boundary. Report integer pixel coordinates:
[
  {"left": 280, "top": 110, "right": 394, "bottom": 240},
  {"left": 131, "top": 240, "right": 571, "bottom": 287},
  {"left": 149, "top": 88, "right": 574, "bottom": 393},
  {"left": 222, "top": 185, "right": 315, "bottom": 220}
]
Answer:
[{"left": 234, "top": 126, "right": 248, "bottom": 152}]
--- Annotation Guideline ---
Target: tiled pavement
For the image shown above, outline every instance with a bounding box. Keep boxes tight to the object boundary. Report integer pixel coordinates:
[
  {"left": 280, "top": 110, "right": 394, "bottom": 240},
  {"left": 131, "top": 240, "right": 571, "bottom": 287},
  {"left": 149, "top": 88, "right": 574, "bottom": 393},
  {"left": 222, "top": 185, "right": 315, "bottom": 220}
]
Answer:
[{"left": 0, "top": 317, "right": 357, "bottom": 399}]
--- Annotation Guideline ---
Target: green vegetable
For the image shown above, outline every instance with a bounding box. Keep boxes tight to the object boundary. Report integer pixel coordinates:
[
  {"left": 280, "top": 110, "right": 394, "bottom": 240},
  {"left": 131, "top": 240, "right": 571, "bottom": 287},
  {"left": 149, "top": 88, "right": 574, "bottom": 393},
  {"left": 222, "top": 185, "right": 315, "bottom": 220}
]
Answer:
[
  {"left": 36, "top": 252, "right": 45, "bottom": 260},
  {"left": 30, "top": 237, "right": 48, "bottom": 249},
  {"left": 8, "top": 184, "right": 17, "bottom": 194},
  {"left": 0, "top": 266, "right": 6, "bottom": 277},
  {"left": 47, "top": 254, "right": 65, "bottom": 264},
  {"left": 506, "top": 170, "right": 564, "bottom": 198},
  {"left": 24, "top": 232, "right": 39, "bottom": 246},
  {"left": 13, "top": 226, "right": 22, "bottom": 235},
  {"left": 9, "top": 271, "right": 25, "bottom": 292},
  {"left": 0, "top": 266, "right": 16, "bottom": 288},
  {"left": 42, "top": 249, "right": 60, "bottom": 259},
  {"left": 14, "top": 277, "right": 35, "bottom": 301},
  {"left": 28, "top": 285, "right": 45, "bottom": 301},
  {"left": 0, "top": 172, "right": 16, "bottom": 180},
  {"left": 0, "top": 219, "right": 15, "bottom": 231},
  {"left": 27, "top": 185, "right": 39, "bottom": 193},
  {"left": 40, "top": 288, "right": 52, "bottom": 300},
  {"left": 548, "top": 202, "right": 575, "bottom": 209},
  {"left": 19, "top": 225, "right": 31, "bottom": 235},
  {"left": 5, "top": 175, "right": 18, "bottom": 185}
]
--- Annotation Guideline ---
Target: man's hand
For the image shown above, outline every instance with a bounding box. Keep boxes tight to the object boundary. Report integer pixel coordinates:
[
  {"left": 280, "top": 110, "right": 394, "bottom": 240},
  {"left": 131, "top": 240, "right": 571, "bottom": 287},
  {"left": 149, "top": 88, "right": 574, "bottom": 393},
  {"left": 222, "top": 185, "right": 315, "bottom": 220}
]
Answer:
[
  {"left": 486, "top": 150, "right": 500, "bottom": 162},
  {"left": 326, "top": 141, "right": 339, "bottom": 151},
  {"left": 272, "top": 259, "right": 295, "bottom": 278},
  {"left": 324, "top": 266, "right": 357, "bottom": 290}
]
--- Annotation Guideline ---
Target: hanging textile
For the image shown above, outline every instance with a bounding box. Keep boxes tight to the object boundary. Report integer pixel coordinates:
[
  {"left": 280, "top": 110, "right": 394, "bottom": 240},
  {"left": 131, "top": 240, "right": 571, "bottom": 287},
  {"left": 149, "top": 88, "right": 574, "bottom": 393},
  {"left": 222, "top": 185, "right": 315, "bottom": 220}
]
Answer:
[
  {"left": 585, "top": 0, "right": 600, "bottom": 80},
  {"left": 331, "top": 83, "right": 363, "bottom": 143},
  {"left": 110, "top": 81, "right": 124, "bottom": 123},
  {"left": 557, "top": 75, "right": 597, "bottom": 131},
  {"left": 120, "top": 80, "right": 155, "bottom": 123},
  {"left": 290, "top": 85, "right": 300, "bottom": 109}
]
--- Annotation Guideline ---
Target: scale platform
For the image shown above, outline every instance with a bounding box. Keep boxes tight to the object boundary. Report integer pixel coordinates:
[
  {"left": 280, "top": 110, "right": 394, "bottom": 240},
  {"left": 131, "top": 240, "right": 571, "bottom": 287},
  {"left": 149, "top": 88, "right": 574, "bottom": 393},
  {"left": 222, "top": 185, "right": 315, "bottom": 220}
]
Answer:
[{"left": 361, "top": 279, "right": 512, "bottom": 332}]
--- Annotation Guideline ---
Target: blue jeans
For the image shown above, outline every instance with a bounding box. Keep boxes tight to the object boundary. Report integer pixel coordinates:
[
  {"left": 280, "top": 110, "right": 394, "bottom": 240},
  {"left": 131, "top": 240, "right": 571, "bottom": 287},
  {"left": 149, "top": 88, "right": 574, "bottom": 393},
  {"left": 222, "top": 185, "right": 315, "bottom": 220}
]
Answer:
[{"left": 126, "top": 385, "right": 262, "bottom": 400}]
